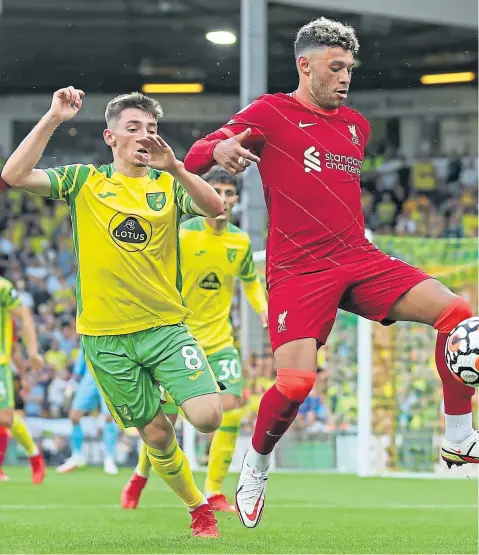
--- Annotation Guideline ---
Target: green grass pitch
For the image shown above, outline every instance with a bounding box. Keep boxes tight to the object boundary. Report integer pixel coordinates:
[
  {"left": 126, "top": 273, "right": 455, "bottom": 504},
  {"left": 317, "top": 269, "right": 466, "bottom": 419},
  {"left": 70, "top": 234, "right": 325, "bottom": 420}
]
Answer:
[{"left": 0, "top": 467, "right": 477, "bottom": 553}]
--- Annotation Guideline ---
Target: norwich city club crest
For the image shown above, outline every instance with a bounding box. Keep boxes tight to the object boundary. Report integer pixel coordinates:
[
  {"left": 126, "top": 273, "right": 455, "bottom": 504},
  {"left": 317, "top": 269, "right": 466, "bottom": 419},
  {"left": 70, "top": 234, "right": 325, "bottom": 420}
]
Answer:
[
  {"left": 227, "top": 248, "right": 237, "bottom": 263},
  {"left": 117, "top": 404, "right": 133, "bottom": 421},
  {"left": 146, "top": 192, "right": 166, "bottom": 211}
]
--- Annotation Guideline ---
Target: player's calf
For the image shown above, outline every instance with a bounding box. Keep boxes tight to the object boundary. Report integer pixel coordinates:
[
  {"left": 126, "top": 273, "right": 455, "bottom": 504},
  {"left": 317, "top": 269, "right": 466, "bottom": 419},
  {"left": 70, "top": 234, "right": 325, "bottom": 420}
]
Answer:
[
  {"left": 433, "top": 296, "right": 479, "bottom": 467},
  {"left": 138, "top": 411, "right": 175, "bottom": 450},
  {"left": 251, "top": 367, "right": 317, "bottom": 455},
  {"left": 236, "top": 366, "right": 316, "bottom": 528}
]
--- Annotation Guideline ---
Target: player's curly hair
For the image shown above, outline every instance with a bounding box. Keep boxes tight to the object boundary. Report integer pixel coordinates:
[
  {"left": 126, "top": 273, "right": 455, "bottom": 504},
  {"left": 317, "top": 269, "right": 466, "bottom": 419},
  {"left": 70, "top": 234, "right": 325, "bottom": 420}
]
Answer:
[
  {"left": 105, "top": 92, "right": 164, "bottom": 126},
  {"left": 294, "top": 17, "right": 359, "bottom": 57}
]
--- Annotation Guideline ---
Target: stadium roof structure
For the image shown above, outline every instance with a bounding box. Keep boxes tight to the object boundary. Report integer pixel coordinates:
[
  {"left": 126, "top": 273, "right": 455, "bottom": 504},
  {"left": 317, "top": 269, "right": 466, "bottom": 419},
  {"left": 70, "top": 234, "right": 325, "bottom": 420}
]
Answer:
[{"left": 0, "top": 0, "right": 476, "bottom": 95}]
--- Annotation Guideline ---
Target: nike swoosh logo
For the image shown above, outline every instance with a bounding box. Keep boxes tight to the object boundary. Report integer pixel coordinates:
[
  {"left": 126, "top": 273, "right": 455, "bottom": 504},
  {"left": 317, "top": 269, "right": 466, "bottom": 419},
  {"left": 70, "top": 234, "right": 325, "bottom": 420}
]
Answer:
[
  {"left": 194, "top": 250, "right": 207, "bottom": 256},
  {"left": 245, "top": 489, "right": 264, "bottom": 521},
  {"left": 299, "top": 122, "right": 316, "bottom": 128},
  {"left": 449, "top": 448, "right": 462, "bottom": 454},
  {"left": 98, "top": 192, "right": 117, "bottom": 198},
  {"left": 266, "top": 431, "right": 282, "bottom": 437}
]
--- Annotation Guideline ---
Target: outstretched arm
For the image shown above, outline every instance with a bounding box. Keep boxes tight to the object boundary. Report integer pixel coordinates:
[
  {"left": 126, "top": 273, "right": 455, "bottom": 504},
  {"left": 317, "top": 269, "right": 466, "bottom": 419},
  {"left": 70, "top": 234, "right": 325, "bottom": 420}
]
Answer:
[
  {"left": 1, "top": 86, "right": 84, "bottom": 197},
  {"left": 134, "top": 134, "right": 224, "bottom": 217}
]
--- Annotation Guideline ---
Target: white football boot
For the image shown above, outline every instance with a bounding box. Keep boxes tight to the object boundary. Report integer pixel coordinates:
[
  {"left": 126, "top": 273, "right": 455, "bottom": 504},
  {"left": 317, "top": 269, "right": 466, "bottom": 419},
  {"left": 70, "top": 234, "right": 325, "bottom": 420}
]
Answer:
[
  {"left": 56, "top": 454, "right": 86, "bottom": 473},
  {"left": 441, "top": 430, "right": 479, "bottom": 467},
  {"left": 103, "top": 457, "right": 118, "bottom": 475},
  {"left": 235, "top": 450, "right": 269, "bottom": 528}
]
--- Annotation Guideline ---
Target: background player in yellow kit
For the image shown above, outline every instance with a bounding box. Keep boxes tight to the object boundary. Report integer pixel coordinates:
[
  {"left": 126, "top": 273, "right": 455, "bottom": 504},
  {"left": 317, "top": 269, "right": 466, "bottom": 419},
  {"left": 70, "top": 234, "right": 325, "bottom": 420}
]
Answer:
[
  {"left": 122, "top": 166, "right": 268, "bottom": 511},
  {"left": 1, "top": 86, "right": 226, "bottom": 538},
  {"left": 0, "top": 277, "right": 45, "bottom": 484}
]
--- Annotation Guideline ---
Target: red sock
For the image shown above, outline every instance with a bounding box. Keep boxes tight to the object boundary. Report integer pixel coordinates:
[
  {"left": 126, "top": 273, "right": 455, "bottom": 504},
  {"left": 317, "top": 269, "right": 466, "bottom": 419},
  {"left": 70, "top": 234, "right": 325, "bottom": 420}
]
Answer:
[
  {"left": 252, "top": 369, "right": 316, "bottom": 455},
  {"left": 0, "top": 427, "right": 9, "bottom": 467},
  {"left": 251, "top": 385, "right": 301, "bottom": 455},
  {"left": 436, "top": 332, "right": 474, "bottom": 414},
  {"left": 434, "top": 297, "right": 475, "bottom": 415}
]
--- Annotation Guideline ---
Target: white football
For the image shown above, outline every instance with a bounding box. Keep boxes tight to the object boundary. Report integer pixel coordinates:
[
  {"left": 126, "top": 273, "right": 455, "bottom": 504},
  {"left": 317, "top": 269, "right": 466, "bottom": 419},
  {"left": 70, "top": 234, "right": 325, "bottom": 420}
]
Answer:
[{"left": 445, "top": 317, "right": 479, "bottom": 388}]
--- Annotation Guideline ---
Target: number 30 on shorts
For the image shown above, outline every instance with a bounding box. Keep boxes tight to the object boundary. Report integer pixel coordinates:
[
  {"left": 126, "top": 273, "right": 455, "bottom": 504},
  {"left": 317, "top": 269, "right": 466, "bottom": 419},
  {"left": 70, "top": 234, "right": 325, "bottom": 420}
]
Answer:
[
  {"left": 181, "top": 345, "right": 203, "bottom": 370},
  {"left": 218, "top": 359, "right": 240, "bottom": 381}
]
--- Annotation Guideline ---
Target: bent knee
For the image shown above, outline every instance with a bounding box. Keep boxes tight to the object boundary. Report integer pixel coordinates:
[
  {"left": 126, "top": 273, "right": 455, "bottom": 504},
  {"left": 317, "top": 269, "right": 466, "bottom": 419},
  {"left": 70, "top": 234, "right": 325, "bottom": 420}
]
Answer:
[
  {"left": 140, "top": 413, "right": 175, "bottom": 449},
  {"left": 276, "top": 368, "right": 317, "bottom": 403},
  {"left": 189, "top": 400, "right": 223, "bottom": 433},
  {"left": 143, "top": 427, "right": 172, "bottom": 448}
]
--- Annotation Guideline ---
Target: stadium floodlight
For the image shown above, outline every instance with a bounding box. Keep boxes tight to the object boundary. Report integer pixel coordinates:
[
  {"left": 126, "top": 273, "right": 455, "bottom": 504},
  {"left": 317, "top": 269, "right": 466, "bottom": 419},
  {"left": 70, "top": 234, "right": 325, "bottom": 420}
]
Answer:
[
  {"left": 206, "top": 31, "right": 237, "bottom": 45},
  {"left": 420, "top": 72, "right": 476, "bottom": 85},
  {"left": 141, "top": 83, "right": 204, "bottom": 94}
]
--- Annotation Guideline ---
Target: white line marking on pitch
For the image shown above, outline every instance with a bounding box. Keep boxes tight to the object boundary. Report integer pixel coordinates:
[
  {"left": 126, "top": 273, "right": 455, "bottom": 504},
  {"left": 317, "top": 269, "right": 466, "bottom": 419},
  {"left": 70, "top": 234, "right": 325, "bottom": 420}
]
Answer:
[{"left": 0, "top": 503, "right": 476, "bottom": 510}]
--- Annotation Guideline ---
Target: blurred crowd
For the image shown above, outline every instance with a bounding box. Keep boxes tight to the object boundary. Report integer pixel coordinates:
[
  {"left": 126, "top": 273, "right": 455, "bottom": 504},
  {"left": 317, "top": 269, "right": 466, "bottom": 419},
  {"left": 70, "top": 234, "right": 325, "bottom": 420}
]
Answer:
[
  {"left": 0, "top": 188, "right": 79, "bottom": 418},
  {"left": 361, "top": 148, "right": 478, "bottom": 238},
  {"left": 0, "top": 143, "right": 477, "bottom": 454}
]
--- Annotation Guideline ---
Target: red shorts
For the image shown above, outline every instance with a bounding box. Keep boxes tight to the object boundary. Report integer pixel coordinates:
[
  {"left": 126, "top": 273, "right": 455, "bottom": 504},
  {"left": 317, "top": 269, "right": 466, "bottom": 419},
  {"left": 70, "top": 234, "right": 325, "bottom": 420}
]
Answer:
[{"left": 268, "top": 251, "right": 431, "bottom": 352}]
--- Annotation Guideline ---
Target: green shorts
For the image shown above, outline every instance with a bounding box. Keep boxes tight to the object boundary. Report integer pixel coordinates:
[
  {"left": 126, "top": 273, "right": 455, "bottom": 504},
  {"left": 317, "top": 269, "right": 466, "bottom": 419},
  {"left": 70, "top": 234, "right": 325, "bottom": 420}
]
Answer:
[
  {"left": 82, "top": 324, "right": 220, "bottom": 428},
  {"left": 0, "top": 363, "right": 14, "bottom": 410},
  {"left": 162, "top": 346, "right": 243, "bottom": 416}
]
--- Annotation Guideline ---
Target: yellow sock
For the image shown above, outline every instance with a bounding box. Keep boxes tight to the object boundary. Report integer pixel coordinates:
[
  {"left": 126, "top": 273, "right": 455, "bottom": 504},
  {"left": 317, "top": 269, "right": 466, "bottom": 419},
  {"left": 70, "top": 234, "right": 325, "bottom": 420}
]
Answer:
[
  {"left": 146, "top": 436, "right": 203, "bottom": 509},
  {"left": 205, "top": 408, "right": 242, "bottom": 495},
  {"left": 11, "top": 414, "right": 38, "bottom": 457},
  {"left": 136, "top": 442, "right": 152, "bottom": 477}
]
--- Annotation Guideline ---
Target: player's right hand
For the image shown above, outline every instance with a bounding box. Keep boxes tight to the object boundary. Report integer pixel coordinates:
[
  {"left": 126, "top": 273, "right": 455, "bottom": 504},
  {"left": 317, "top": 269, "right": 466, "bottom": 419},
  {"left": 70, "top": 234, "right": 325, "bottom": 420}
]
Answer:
[
  {"left": 48, "top": 86, "right": 85, "bottom": 122},
  {"left": 213, "top": 128, "right": 260, "bottom": 175}
]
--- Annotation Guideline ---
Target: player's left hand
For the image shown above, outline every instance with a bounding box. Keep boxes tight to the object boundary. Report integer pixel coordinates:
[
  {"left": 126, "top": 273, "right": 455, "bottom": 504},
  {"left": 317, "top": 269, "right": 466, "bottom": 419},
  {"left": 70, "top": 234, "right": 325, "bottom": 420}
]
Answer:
[
  {"left": 28, "top": 353, "right": 44, "bottom": 372},
  {"left": 134, "top": 135, "right": 178, "bottom": 171},
  {"left": 260, "top": 311, "right": 268, "bottom": 328}
]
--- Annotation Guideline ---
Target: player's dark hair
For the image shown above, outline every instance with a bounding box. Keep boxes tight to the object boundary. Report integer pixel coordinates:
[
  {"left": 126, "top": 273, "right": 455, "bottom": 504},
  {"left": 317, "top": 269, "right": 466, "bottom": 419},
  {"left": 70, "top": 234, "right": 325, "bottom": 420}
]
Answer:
[
  {"left": 202, "top": 166, "right": 239, "bottom": 192},
  {"left": 105, "top": 92, "right": 164, "bottom": 126},
  {"left": 294, "top": 16, "right": 359, "bottom": 57}
]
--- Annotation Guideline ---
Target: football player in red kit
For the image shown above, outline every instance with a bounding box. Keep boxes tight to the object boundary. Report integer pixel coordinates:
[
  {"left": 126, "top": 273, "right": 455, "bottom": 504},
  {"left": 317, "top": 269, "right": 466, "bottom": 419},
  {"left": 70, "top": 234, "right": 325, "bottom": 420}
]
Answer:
[{"left": 184, "top": 17, "right": 478, "bottom": 528}]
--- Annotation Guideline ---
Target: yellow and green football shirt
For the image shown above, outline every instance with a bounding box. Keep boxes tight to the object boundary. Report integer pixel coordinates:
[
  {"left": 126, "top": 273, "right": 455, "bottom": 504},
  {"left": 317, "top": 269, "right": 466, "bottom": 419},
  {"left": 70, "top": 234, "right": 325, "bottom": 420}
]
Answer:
[
  {"left": 180, "top": 217, "right": 267, "bottom": 356},
  {"left": 45, "top": 163, "right": 200, "bottom": 336},
  {"left": 0, "top": 277, "right": 21, "bottom": 364}
]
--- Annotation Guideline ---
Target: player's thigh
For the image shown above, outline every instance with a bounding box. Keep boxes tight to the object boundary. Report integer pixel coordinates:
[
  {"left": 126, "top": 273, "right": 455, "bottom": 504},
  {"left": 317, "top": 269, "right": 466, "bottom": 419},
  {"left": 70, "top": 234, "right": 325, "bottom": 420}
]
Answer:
[
  {"left": 72, "top": 372, "right": 99, "bottom": 413},
  {"left": 81, "top": 335, "right": 161, "bottom": 429},
  {"left": 268, "top": 270, "right": 347, "bottom": 357},
  {"left": 207, "top": 346, "right": 243, "bottom": 399},
  {"left": 0, "top": 364, "right": 14, "bottom": 410},
  {"left": 139, "top": 324, "right": 220, "bottom": 407},
  {"left": 386, "top": 278, "right": 457, "bottom": 326},
  {"left": 340, "top": 252, "right": 432, "bottom": 324},
  {"left": 158, "top": 385, "right": 180, "bottom": 420}
]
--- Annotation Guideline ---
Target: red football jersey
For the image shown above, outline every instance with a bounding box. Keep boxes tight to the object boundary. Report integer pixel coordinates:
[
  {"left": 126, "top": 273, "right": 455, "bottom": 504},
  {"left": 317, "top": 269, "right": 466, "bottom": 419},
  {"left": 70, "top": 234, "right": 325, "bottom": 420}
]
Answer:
[{"left": 185, "top": 92, "right": 376, "bottom": 287}]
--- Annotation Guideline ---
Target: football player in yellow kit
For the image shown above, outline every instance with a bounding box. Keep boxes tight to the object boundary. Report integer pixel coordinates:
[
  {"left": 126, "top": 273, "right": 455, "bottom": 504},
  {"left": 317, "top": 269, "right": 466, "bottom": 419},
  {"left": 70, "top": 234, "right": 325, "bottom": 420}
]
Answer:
[
  {"left": 1, "top": 87, "right": 226, "bottom": 538},
  {"left": 122, "top": 166, "right": 268, "bottom": 512}
]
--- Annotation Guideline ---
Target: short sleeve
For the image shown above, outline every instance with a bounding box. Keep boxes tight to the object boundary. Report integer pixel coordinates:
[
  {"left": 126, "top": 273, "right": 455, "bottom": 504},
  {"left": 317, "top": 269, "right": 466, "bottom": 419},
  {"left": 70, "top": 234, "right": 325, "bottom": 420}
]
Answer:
[
  {"left": 0, "top": 279, "right": 22, "bottom": 310},
  {"left": 45, "top": 164, "right": 92, "bottom": 204}
]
